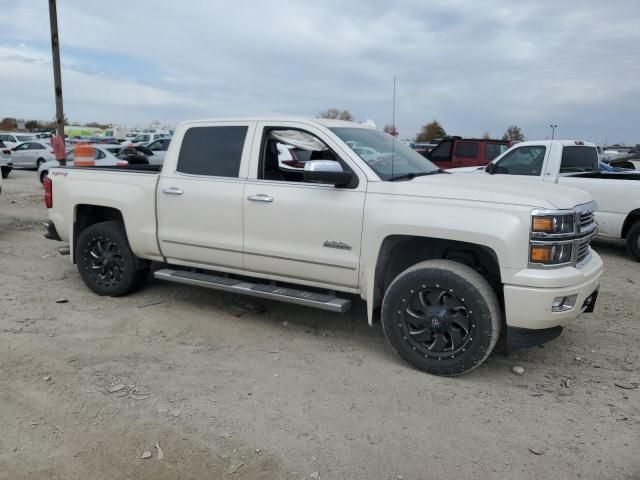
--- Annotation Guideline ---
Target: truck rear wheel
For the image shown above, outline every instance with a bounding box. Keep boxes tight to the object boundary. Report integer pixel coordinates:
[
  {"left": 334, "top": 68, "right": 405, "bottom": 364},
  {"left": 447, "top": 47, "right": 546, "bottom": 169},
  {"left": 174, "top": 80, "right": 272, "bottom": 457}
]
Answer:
[
  {"left": 626, "top": 221, "right": 640, "bottom": 261},
  {"left": 381, "top": 259, "right": 501, "bottom": 376},
  {"left": 76, "top": 221, "right": 149, "bottom": 296}
]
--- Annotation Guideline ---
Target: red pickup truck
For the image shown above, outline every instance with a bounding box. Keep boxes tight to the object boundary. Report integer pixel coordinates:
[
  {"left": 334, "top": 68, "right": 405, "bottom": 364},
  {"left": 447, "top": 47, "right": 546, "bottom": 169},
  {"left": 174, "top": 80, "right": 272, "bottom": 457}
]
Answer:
[{"left": 425, "top": 137, "right": 511, "bottom": 169}]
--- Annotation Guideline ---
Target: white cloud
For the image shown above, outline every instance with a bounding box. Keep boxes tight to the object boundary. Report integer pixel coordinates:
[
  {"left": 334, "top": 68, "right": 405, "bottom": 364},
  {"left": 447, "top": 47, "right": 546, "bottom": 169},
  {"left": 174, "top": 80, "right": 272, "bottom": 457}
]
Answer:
[{"left": 0, "top": 0, "right": 638, "bottom": 142}]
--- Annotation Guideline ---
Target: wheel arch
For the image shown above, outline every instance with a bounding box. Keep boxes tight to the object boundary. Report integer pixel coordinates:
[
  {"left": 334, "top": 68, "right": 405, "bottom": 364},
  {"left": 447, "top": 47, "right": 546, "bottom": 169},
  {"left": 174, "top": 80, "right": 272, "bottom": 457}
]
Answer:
[
  {"left": 370, "top": 235, "right": 502, "bottom": 323},
  {"left": 72, "top": 204, "right": 125, "bottom": 264},
  {"left": 621, "top": 209, "right": 640, "bottom": 239}
]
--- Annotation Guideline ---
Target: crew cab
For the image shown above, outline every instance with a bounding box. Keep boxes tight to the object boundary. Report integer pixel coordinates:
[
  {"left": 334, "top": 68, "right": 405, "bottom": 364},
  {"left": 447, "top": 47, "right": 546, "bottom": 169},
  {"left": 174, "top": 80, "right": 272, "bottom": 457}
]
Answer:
[
  {"left": 423, "top": 136, "right": 511, "bottom": 169},
  {"left": 449, "top": 140, "right": 640, "bottom": 261},
  {"left": 43, "top": 118, "right": 602, "bottom": 376}
]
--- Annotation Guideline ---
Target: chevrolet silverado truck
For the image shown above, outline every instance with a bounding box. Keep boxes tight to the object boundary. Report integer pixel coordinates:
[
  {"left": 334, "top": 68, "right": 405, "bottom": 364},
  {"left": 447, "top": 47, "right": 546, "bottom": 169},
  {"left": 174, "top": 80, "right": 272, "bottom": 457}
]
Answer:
[
  {"left": 449, "top": 140, "right": 640, "bottom": 261},
  {"left": 43, "top": 118, "right": 602, "bottom": 376}
]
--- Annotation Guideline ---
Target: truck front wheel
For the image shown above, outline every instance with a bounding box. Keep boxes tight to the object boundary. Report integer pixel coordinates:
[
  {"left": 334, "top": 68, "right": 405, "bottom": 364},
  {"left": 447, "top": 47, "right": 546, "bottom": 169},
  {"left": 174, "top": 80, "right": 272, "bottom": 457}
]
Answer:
[
  {"left": 381, "top": 259, "right": 501, "bottom": 376},
  {"left": 626, "top": 221, "right": 640, "bottom": 261},
  {"left": 76, "top": 221, "right": 149, "bottom": 296}
]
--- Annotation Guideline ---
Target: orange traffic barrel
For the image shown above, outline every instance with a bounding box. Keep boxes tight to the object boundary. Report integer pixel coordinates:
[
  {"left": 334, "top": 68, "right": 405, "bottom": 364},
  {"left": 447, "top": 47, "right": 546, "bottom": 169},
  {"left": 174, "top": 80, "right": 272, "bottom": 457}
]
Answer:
[{"left": 73, "top": 143, "right": 95, "bottom": 166}]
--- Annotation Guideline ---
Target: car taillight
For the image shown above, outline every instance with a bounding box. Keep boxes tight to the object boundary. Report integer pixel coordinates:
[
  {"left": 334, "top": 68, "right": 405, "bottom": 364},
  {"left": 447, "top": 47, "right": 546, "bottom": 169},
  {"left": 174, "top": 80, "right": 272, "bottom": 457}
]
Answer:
[
  {"left": 2, "top": 149, "right": 10, "bottom": 155},
  {"left": 44, "top": 177, "right": 53, "bottom": 208}
]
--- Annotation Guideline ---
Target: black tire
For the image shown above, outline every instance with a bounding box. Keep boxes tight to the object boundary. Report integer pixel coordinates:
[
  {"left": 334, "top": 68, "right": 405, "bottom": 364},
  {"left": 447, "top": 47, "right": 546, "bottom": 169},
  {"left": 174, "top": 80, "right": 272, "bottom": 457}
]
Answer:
[
  {"left": 626, "top": 221, "right": 640, "bottom": 262},
  {"left": 36, "top": 158, "right": 46, "bottom": 168},
  {"left": 40, "top": 170, "right": 48, "bottom": 184},
  {"left": 381, "top": 259, "right": 501, "bottom": 376},
  {"left": 75, "top": 221, "right": 149, "bottom": 296},
  {"left": 1, "top": 167, "right": 9, "bottom": 179}
]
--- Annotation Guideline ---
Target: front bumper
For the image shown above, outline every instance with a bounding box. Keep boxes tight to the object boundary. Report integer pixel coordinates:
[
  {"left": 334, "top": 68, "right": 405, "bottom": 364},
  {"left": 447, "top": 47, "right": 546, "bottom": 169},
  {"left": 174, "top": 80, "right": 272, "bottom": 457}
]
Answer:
[{"left": 503, "top": 251, "right": 602, "bottom": 332}]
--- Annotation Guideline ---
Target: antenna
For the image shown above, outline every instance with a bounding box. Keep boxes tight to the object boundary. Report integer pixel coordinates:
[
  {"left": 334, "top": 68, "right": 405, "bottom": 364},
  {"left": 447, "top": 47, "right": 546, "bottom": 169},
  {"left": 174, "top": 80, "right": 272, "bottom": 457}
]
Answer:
[{"left": 391, "top": 76, "right": 396, "bottom": 178}]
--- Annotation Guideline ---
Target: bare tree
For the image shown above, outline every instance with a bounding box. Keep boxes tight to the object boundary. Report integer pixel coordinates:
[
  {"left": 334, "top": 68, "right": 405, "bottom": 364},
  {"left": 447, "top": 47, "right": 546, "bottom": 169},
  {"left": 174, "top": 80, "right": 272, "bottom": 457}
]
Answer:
[{"left": 317, "top": 108, "right": 353, "bottom": 121}]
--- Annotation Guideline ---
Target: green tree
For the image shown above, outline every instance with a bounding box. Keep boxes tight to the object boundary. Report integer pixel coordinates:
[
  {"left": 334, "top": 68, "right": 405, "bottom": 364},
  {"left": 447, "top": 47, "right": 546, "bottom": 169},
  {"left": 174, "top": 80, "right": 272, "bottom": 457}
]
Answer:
[
  {"left": 501, "top": 124, "right": 525, "bottom": 142},
  {"left": 416, "top": 120, "right": 446, "bottom": 142},
  {"left": 25, "top": 120, "right": 42, "bottom": 130},
  {"left": 383, "top": 124, "right": 399, "bottom": 137},
  {"left": 317, "top": 108, "right": 353, "bottom": 121},
  {"left": 0, "top": 117, "right": 17, "bottom": 130}
]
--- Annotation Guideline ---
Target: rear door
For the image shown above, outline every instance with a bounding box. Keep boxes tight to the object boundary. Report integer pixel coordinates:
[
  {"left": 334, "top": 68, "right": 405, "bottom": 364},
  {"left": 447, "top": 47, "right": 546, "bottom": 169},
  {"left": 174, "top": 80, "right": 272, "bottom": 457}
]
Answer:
[
  {"left": 157, "top": 121, "right": 255, "bottom": 270},
  {"left": 451, "top": 141, "right": 480, "bottom": 168},
  {"left": 11, "top": 142, "right": 32, "bottom": 166}
]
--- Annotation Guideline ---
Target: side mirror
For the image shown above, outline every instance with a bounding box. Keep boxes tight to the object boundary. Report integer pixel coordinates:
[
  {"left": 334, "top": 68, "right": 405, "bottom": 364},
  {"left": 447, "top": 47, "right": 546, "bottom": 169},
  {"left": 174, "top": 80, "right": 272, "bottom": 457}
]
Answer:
[
  {"left": 485, "top": 162, "right": 497, "bottom": 174},
  {"left": 303, "top": 160, "right": 353, "bottom": 187}
]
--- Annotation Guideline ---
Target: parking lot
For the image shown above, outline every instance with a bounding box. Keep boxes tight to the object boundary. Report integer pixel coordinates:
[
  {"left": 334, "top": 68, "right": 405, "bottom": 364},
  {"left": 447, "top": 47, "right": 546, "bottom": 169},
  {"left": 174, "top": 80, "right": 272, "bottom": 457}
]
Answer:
[{"left": 0, "top": 170, "right": 638, "bottom": 479}]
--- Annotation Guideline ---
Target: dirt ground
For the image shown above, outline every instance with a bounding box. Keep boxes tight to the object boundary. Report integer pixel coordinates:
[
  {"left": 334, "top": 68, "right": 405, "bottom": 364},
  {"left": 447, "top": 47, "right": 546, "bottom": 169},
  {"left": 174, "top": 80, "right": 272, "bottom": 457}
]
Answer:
[{"left": 1, "top": 169, "right": 638, "bottom": 480}]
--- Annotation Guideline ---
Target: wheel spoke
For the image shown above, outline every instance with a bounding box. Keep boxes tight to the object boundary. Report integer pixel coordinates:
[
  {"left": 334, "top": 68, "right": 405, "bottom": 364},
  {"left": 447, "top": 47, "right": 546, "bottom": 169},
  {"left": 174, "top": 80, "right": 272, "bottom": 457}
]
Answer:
[
  {"left": 428, "top": 333, "right": 449, "bottom": 351},
  {"left": 450, "top": 311, "right": 470, "bottom": 333},
  {"left": 449, "top": 327, "right": 463, "bottom": 349},
  {"left": 409, "top": 328, "right": 433, "bottom": 343},
  {"left": 90, "top": 250, "right": 100, "bottom": 259}
]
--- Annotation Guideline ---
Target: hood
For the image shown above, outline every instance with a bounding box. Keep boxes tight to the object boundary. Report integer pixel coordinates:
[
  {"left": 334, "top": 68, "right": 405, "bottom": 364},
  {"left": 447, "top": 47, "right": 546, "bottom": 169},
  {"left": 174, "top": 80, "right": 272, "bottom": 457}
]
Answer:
[{"left": 371, "top": 173, "right": 593, "bottom": 210}]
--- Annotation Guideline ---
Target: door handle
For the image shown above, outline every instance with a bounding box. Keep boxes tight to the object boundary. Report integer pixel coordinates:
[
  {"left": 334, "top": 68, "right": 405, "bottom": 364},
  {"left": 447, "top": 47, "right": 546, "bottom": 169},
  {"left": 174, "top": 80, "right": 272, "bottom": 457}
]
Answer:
[
  {"left": 162, "top": 187, "right": 183, "bottom": 195},
  {"left": 247, "top": 194, "right": 273, "bottom": 203}
]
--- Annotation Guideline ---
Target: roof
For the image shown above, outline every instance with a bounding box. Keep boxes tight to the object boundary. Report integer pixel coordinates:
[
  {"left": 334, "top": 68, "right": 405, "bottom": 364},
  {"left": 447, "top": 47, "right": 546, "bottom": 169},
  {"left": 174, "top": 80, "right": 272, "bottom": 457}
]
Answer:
[{"left": 177, "top": 117, "right": 374, "bottom": 129}]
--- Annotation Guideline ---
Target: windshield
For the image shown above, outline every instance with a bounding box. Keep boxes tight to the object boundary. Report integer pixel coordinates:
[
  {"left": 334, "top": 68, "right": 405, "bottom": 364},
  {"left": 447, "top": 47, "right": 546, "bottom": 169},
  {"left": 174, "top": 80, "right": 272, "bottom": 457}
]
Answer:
[
  {"left": 330, "top": 127, "right": 439, "bottom": 180},
  {"left": 16, "top": 135, "right": 36, "bottom": 141}
]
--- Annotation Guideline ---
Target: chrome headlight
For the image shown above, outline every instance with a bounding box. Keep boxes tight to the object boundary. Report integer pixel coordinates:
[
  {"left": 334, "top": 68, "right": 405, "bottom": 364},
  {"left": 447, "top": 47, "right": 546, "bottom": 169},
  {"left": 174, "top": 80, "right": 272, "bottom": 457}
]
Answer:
[
  {"left": 531, "top": 213, "right": 575, "bottom": 235},
  {"left": 530, "top": 241, "right": 573, "bottom": 266}
]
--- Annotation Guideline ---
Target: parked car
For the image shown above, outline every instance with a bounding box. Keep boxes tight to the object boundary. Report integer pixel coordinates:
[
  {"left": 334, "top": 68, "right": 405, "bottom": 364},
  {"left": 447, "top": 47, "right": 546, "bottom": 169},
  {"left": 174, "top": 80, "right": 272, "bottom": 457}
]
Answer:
[
  {"left": 0, "top": 140, "right": 13, "bottom": 178},
  {"left": 37, "top": 144, "right": 128, "bottom": 183},
  {"left": 424, "top": 137, "right": 511, "bottom": 169},
  {"left": 145, "top": 137, "right": 172, "bottom": 164},
  {"left": 11, "top": 141, "right": 55, "bottom": 169},
  {"left": 43, "top": 117, "right": 602, "bottom": 377},
  {"left": 126, "top": 132, "right": 169, "bottom": 146},
  {"left": 411, "top": 141, "right": 440, "bottom": 157},
  {"left": 449, "top": 140, "right": 640, "bottom": 260},
  {"left": 0, "top": 132, "right": 38, "bottom": 149}
]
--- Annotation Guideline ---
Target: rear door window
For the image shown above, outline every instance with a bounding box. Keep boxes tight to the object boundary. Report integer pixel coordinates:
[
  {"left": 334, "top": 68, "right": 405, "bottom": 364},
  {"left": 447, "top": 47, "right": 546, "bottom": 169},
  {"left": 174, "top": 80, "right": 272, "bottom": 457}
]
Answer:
[
  {"left": 177, "top": 126, "right": 248, "bottom": 177},
  {"left": 560, "top": 146, "right": 598, "bottom": 173},
  {"left": 494, "top": 146, "right": 546, "bottom": 176},
  {"left": 454, "top": 141, "right": 479, "bottom": 159},
  {"left": 429, "top": 140, "right": 452, "bottom": 162},
  {"left": 485, "top": 143, "right": 508, "bottom": 161}
]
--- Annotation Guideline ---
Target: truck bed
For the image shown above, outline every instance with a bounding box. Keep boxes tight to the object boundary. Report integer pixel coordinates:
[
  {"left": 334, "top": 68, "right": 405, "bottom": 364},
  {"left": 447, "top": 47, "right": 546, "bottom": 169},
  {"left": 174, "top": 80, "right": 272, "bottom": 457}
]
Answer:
[{"left": 48, "top": 166, "right": 163, "bottom": 261}]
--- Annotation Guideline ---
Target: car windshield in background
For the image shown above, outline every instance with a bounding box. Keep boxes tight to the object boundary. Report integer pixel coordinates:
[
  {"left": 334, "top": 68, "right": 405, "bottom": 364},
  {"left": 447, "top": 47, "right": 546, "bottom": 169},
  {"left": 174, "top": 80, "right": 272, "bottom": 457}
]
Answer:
[
  {"left": 16, "top": 135, "right": 36, "bottom": 141},
  {"left": 330, "top": 127, "right": 439, "bottom": 180},
  {"left": 560, "top": 146, "right": 598, "bottom": 173}
]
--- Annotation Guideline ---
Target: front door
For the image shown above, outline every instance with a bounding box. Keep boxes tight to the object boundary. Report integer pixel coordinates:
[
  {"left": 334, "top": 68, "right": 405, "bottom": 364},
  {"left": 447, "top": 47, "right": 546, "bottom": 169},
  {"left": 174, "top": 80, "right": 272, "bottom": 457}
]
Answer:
[
  {"left": 243, "top": 123, "right": 365, "bottom": 288},
  {"left": 157, "top": 122, "right": 255, "bottom": 270},
  {"left": 11, "top": 142, "right": 33, "bottom": 167}
]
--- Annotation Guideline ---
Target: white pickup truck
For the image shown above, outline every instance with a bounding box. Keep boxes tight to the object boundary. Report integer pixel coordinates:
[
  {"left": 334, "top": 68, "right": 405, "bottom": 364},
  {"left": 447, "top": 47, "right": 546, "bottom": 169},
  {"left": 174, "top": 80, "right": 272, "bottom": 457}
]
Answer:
[
  {"left": 449, "top": 140, "right": 640, "bottom": 261},
  {"left": 43, "top": 118, "right": 602, "bottom": 376}
]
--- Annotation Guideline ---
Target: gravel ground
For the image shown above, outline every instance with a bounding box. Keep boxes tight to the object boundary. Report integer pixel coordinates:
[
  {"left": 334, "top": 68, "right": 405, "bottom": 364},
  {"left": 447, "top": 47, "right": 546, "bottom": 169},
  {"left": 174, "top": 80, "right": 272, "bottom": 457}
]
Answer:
[{"left": 1, "top": 169, "right": 638, "bottom": 480}]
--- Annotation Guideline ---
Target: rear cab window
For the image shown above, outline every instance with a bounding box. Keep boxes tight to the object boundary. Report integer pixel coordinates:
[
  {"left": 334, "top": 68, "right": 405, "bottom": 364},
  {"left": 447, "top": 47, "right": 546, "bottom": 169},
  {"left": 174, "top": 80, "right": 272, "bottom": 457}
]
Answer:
[
  {"left": 177, "top": 126, "right": 248, "bottom": 177},
  {"left": 560, "top": 146, "right": 598, "bottom": 173}
]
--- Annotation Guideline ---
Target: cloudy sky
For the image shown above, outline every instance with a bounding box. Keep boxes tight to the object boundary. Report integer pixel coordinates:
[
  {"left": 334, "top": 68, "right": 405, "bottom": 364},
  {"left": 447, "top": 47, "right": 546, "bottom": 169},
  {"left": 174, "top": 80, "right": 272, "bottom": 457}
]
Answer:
[{"left": 0, "top": 0, "right": 638, "bottom": 143}]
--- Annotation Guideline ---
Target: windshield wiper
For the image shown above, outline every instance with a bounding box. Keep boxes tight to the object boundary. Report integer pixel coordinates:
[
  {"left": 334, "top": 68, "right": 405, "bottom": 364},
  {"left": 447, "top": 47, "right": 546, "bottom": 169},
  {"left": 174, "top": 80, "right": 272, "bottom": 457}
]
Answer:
[{"left": 387, "top": 169, "right": 448, "bottom": 182}]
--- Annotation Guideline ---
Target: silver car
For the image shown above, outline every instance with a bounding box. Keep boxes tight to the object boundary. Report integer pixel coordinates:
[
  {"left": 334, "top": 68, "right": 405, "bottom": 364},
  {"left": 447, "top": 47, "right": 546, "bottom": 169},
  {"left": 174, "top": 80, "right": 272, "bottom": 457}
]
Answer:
[
  {"left": 11, "top": 141, "right": 55, "bottom": 169},
  {"left": 37, "top": 145, "right": 128, "bottom": 183},
  {"left": 145, "top": 137, "right": 171, "bottom": 165}
]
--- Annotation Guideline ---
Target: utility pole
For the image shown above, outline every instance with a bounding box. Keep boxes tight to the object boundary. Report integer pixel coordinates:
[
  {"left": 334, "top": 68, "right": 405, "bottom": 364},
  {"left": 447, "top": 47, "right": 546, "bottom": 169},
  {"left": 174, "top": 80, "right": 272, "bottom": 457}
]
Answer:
[
  {"left": 48, "top": 0, "right": 66, "bottom": 164},
  {"left": 550, "top": 124, "right": 558, "bottom": 140}
]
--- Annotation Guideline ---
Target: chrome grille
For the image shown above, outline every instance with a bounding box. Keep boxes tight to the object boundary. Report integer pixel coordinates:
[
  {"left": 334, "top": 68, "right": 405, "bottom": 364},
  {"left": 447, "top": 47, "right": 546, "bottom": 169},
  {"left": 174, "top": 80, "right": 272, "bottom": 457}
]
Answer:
[
  {"left": 580, "top": 211, "right": 595, "bottom": 232},
  {"left": 576, "top": 238, "right": 591, "bottom": 264}
]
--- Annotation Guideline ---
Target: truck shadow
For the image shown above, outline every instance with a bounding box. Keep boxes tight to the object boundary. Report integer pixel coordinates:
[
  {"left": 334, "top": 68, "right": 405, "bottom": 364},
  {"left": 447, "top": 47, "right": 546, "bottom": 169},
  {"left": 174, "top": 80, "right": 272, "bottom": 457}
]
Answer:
[{"left": 591, "top": 237, "right": 630, "bottom": 262}]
